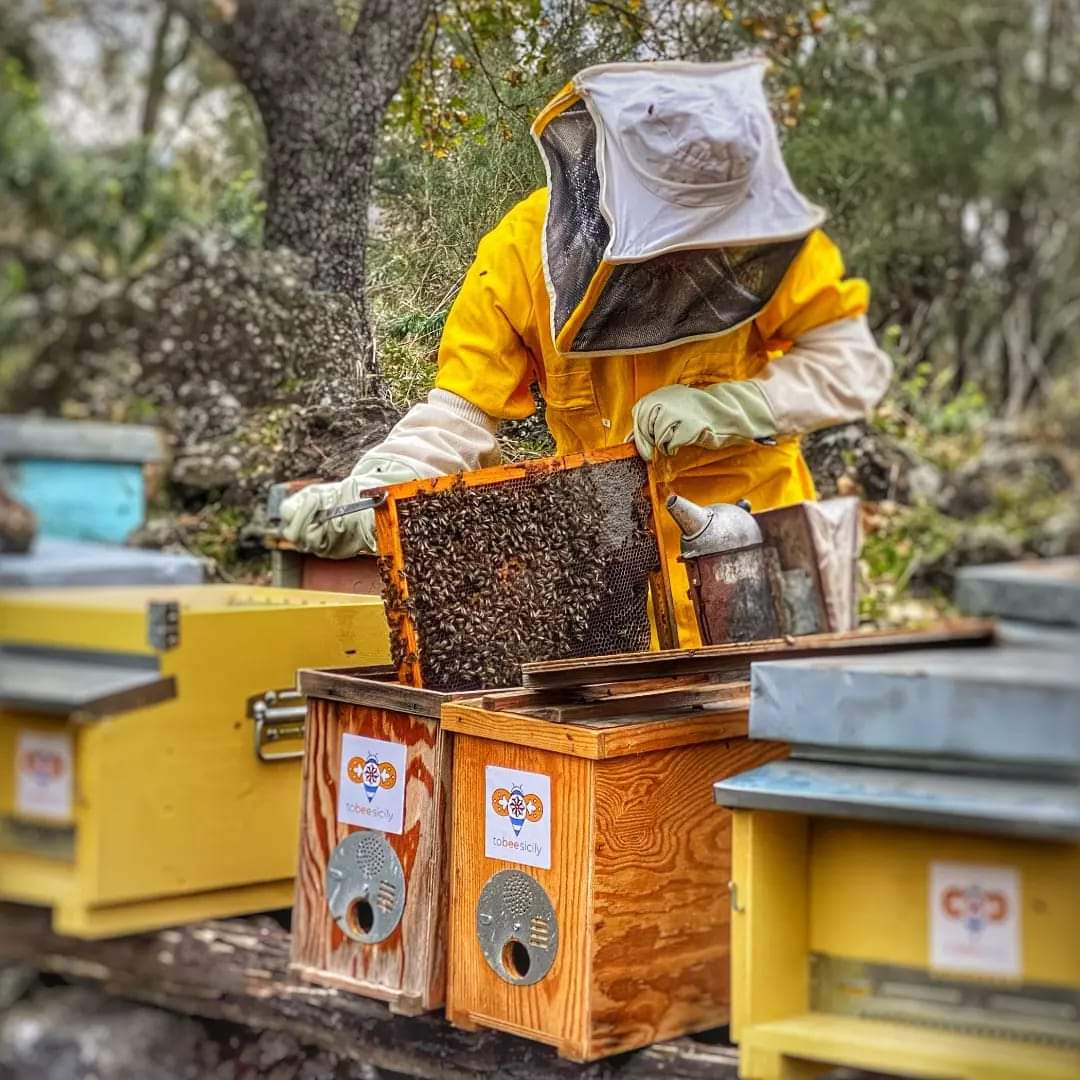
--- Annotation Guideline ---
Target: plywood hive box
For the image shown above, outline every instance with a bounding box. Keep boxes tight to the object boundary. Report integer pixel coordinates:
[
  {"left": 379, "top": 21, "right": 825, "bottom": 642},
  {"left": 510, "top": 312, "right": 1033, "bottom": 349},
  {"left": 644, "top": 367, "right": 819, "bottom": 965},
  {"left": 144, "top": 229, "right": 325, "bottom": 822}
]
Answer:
[
  {"left": 289, "top": 667, "right": 481, "bottom": 1014},
  {"left": 441, "top": 679, "right": 786, "bottom": 1062},
  {"left": 0, "top": 586, "right": 388, "bottom": 938}
]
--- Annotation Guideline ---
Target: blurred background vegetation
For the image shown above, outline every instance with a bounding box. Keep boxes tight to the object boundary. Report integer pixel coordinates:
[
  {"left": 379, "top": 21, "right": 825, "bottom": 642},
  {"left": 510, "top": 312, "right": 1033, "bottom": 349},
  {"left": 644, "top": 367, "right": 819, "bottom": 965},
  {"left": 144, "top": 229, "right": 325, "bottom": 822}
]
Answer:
[{"left": 1, "top": 0, "right": 1078, "bottom": 619}]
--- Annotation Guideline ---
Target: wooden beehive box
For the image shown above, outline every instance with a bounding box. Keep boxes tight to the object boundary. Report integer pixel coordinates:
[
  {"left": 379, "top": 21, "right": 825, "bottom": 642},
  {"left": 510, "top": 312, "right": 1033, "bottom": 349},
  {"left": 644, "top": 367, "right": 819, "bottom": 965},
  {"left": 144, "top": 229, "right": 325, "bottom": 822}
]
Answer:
[
  {"left": 0, "top": 586, "right": 388, "bottom": 938},
  {"left": 289, "top": 666, "right": 483, "bottom": 1014},
  {"left": 440, "top": 670, "right": 785, "bottom": 1061},
  {"left": 440, "top": 623, "right": 998, "bottom": 1062}
]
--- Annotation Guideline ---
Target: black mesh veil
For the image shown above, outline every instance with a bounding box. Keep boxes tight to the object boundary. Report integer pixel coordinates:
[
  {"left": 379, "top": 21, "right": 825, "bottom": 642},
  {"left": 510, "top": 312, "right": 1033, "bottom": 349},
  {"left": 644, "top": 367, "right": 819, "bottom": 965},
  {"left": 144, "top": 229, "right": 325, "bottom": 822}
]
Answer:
[
  {"left": 538, "top": 103, "right": 806, "bottom": 355},
  {"left": 539, "top": 102, "right": 610, "bottom": 337}
]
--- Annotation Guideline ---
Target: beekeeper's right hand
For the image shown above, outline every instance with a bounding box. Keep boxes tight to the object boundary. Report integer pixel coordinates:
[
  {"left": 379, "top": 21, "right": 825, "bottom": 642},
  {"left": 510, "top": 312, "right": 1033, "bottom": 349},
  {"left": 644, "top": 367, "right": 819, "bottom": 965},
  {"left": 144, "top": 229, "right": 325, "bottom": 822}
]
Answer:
[
  {"left": 278, "top": 389, "right": 501, "bottom": 558},
  {"left": 280, "top": 459, "right": 417, "bottom": 558}
]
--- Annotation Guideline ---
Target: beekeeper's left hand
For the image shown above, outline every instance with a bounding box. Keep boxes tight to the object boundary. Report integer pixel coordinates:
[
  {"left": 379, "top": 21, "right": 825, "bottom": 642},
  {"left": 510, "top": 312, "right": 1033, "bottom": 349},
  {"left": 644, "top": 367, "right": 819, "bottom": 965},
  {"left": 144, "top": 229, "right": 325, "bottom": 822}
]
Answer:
[{"left": 631, "top": 382, "right": 777, "bottom": 461}]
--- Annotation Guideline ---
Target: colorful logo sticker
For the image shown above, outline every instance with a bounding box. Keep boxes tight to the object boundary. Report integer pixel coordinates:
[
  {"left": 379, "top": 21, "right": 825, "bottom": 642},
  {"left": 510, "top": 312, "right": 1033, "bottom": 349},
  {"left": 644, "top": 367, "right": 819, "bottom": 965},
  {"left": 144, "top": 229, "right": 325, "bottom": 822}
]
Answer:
[
  {"left": 491, "top": 784, "right": 544, "bottom": 836},
  {"left": 15, "top": 730, "right": 74, "bottom": 821},
  {"left": 347, "top": 753, "right": 398, "bottom": 802},
  {"left": 338, "top": 734, "right": 407, "bottom": 834},
  {"left": 485, "top": 765, "right": 551, "bottom": 870},
  {"left": 929, "top": 862, "right": 1021, "bottom": 977},
  {"left": 941, "top": 883, "right": 1010, "bottom": 935}
]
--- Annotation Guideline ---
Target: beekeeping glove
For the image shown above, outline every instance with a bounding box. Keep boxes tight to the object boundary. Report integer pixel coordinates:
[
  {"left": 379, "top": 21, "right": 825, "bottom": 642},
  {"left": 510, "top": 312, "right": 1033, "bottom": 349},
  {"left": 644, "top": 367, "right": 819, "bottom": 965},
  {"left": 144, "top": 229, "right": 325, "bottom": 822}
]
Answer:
[
  {"left": 632, "top": 316, "right": 891, "bottom": 461},
  {"left": 279, "top": 389, "right": 499, "bottom": 557},
  {"left": 632, "top": 382, "right": 776, "bottom": 462}
]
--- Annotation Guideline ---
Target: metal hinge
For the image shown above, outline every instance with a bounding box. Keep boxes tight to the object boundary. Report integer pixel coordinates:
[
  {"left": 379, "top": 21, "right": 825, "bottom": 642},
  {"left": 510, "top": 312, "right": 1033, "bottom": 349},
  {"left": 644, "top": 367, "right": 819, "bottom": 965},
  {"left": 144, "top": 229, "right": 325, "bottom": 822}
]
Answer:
[
  {"left": 246, "top": 688, "right": 306, "bottom": 762},
  {"left": 147, "top": 601, "right": 180, "bottom": 651}
]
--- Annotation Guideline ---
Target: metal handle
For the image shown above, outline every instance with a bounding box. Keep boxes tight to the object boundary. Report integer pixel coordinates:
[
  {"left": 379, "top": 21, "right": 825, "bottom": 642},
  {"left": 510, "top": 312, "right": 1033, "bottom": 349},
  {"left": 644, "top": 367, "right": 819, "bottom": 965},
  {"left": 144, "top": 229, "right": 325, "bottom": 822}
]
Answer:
[
  {"left": 247, "top": 688, "right": 306, "bottom": 762},
  {"left": 729, "top": 880, "right": 746, "bottom": 914},
  {"left": 312, "top": 490, "right": 387, "bottom": 525}
]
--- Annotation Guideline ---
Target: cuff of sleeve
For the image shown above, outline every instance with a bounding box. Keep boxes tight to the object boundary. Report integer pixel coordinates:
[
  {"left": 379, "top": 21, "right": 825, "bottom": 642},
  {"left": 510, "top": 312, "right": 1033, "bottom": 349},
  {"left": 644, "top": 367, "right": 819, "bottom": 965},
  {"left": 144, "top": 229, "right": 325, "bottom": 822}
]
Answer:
[{"left": 429, "top": 388, "right": 498, "bottom": 433}]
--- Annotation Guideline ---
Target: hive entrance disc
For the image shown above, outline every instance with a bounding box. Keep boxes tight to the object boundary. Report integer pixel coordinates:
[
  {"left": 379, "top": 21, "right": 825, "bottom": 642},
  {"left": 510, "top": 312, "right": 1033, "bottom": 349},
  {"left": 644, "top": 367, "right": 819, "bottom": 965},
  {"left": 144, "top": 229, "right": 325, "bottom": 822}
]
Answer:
[
  {"left": 382, "top": 454, "right": 660, "bottom": 691},
  {"left": 476, "top": 869, "right": 558, "bottom": 986},
  {"left": 325, "top": 830, "right": 405, "bottom": 945}
]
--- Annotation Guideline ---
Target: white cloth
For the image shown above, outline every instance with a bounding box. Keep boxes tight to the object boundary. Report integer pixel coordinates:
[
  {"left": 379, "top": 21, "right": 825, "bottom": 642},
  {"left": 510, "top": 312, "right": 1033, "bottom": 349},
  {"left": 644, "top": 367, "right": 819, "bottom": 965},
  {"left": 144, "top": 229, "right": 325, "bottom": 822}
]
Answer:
[
  {"left": 569, "top": 59, "right": 826, "bottom": 262},
  {"left": 351, "top": 388, "right": 500, "bottom": 479},
  {"left": 751, "top": 316, "right": 892, "bottom": 433}
]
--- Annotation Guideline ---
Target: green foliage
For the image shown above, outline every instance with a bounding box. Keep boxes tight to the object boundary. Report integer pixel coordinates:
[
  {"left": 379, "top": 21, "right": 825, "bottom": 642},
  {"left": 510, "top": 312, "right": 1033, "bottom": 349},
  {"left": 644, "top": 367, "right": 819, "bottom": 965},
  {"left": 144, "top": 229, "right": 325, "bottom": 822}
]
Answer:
[
  {"left": 215, "top": 169, "right": 266, "bottom": 247},
  {"left": 0, "top": 58, "right": 188, "bottom": 277},
  {"left": 874, "top": 355, "right": 991, "bottom": 469}
]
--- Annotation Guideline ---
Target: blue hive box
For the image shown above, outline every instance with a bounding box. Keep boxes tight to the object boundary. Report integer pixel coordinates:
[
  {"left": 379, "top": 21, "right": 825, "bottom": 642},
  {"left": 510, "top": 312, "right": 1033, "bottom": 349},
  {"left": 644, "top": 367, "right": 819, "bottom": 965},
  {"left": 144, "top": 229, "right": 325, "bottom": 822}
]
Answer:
[{"left": 0, "top": 416, "right": 166, "bottom": 544}]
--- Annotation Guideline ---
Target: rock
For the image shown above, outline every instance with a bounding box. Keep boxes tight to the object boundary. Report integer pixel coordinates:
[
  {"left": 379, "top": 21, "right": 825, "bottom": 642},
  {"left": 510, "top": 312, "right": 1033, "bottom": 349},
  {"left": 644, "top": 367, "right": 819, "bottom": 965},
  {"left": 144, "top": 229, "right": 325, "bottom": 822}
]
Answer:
[
  {"left": 802, "top": 422, "right": 930, "bottom": 503},
  {"left": 914, "top": 522, "right": 1026, "bottom": 597},
  {"left": 0, "top": 985, "right": 389, "bottom": 1080},
  {"left": 172, "top": 453, "right": 242, "bottom": 491},
  {"left": 939, "top": 441, "right": 1073, "bottom": 519},
  {"left": 0, "top": 489, "right": 37, "bottom": 554}
]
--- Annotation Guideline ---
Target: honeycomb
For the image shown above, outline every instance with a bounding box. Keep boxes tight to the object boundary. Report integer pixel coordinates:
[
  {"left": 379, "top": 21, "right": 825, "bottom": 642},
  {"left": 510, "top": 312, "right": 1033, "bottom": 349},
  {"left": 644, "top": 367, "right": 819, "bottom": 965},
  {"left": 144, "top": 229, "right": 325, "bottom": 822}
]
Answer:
[{"left": 379, "top": 454, "right": 659, "bottom": 691}]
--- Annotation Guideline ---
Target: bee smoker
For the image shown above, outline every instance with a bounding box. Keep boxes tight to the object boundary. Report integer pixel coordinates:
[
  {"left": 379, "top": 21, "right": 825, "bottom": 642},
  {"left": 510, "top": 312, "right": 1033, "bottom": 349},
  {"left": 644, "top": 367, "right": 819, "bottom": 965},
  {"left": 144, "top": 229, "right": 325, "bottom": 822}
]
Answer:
[{"left": 666, "top": 494, "right": 780, "bottom": 644}]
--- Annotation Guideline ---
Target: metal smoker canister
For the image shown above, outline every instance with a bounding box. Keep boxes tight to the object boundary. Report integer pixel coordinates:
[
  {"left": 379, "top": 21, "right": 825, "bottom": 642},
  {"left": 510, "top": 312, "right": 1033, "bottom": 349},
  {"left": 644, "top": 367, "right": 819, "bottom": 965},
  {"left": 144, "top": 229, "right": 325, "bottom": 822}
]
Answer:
[{"left": 666, "top": 494, "right": 780, "bottom": 644}]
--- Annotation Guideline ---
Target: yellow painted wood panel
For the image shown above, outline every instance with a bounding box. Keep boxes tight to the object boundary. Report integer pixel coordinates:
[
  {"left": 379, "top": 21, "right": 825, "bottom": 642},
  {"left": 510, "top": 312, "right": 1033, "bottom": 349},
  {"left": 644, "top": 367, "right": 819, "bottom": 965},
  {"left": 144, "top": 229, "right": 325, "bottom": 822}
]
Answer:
[
  {"left": 740, "top": 1012, "right": 1080, "bottom": 1080},
  {"left": 85, "top": 601, "right": 389, "bottom": 906},
  {"left": 447, "top": 732, "right": 594, "bottom": 1060},
  {"left": 0, "top": 848, "right": 76, "bottom": 906},
  {"left": 733, "top": 810, "right": 810, "bottom": 1041},
  {"left": 52, "top": 879, "right": 294, "bottom": 940},
  {"left": 0, "top": 585, "right": 379, "bottom": 652},
  {"left": 809, "top": 820, "right": 1080, "bottom": 986}
]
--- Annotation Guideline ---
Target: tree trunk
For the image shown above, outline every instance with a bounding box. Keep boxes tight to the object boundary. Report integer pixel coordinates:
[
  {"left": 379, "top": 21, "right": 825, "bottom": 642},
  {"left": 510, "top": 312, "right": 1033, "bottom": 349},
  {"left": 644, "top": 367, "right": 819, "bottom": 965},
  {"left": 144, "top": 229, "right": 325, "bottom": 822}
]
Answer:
[{"left": 168, "top": 0, "right": 437, "bottom": 399}]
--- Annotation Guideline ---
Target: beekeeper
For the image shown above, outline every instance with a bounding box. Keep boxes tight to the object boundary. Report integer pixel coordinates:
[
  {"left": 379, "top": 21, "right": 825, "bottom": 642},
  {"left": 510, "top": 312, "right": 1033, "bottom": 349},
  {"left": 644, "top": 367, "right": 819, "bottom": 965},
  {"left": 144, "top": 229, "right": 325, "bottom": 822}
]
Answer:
[{"left": 281, "top": 59, "right": 891, "bottom": 644}]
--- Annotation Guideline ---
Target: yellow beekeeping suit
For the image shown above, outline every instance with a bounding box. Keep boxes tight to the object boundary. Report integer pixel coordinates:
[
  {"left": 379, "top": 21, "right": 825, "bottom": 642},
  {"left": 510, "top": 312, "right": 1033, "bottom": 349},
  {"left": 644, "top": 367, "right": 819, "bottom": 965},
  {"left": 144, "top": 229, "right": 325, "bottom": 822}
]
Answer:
[{"left": 435, "top": 188, "right": 870, "bottom": 645}]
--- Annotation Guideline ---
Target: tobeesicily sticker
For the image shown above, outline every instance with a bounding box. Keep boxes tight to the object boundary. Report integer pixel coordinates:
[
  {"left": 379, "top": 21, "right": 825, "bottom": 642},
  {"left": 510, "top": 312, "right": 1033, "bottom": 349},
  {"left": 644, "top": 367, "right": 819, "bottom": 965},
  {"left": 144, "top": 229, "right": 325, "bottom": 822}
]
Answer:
[
  {"left": 485, "top": 764, "right": 551, "bottom": 870},
  {"left": 337, "top": 733, "right": 407, "bottom": 834},
  {"left": 929, "top": 861, "right": 1021, "bottom": 978}
]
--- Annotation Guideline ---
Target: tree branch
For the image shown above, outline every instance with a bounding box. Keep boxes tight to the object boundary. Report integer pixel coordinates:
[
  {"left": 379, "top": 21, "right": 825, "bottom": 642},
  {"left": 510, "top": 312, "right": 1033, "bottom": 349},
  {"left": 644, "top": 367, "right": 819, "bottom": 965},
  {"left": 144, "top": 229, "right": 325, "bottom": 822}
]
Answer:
[{"left": 351, "top": 0, "right": 438, "bottom": 111}]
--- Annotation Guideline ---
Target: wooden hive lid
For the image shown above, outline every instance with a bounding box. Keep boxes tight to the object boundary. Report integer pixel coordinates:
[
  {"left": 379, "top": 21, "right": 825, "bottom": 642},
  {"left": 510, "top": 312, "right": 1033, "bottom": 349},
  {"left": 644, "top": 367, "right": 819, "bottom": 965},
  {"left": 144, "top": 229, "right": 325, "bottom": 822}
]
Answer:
[
  {"left": 298, "top": 664, "right": 488, "bottom": 719},
  {"left": 440, "top": 678, "right": 750, "bottom": 760}
]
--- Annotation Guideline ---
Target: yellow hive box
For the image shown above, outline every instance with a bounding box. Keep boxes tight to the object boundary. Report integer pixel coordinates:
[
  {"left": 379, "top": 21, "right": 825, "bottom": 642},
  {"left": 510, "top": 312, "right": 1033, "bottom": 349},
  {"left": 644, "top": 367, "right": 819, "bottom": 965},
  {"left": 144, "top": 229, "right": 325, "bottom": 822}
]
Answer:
[
  {"left": 0, "top": 585, "right": 388, "bottom": 938},
  {"left": 724, "top": 813, "right": 1080, "bottom": 1080}
]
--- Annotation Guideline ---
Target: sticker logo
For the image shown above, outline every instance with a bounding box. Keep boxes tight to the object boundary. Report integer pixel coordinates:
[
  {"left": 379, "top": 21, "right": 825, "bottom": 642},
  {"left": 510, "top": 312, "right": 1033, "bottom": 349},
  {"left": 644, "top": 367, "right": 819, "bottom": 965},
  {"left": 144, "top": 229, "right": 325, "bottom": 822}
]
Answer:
[
  {"left": 941, "top": 883, "right": 1010, "bottom": 935},
  {"left": 930, "top": 862, "right": 1021, "bottom": 977},
  {"left": 15, "top": 730, "right": 74, "bottom": 821},
  {"left": 338, "top": 734, "right": 407, "bottom": 834},
  {"left": 491, "top": 784, "right": 544, "bottom": 836},
  {"left": 485, "top": 765, "right": 551, "bottom": 870},
  {"left": 347, "top": 753, "right": 398, "bottom": 803},
  {"left": 21, "top": 748, "right": 65, "bottom": 784}
]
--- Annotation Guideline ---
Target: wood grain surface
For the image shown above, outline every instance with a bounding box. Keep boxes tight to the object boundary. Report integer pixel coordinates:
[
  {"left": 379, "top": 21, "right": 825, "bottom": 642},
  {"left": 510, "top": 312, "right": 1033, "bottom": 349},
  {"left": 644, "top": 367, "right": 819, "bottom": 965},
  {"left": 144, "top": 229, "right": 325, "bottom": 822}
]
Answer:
[
  {"left": 445, "top": 714, "right": 787, "bottom": 1061},
  {"left": 290, "top": 697, "right": 451, "bottom": 1013},
  {"left": 588, "top": 737, "right": 787, "bottom": 1059},
  {"left": 297, "top": 666, "right": 480, "bottom": 718},
  {"left": 442, "top": 700, "right": 750, "bottom": 760},
  {"left": 0, "top": 902, "right": 743, "bottom": 1079},
  {"left": 447, "top": 734, "right": 595, "bottom": 1059}
]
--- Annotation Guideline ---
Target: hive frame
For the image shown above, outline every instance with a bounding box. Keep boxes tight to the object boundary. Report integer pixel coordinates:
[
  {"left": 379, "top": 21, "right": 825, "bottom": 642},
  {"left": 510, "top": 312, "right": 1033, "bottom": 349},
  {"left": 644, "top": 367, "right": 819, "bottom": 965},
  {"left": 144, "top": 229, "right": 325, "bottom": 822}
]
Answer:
[{"left": 372, "top": 444, "right": 678, "bottom": 688}]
